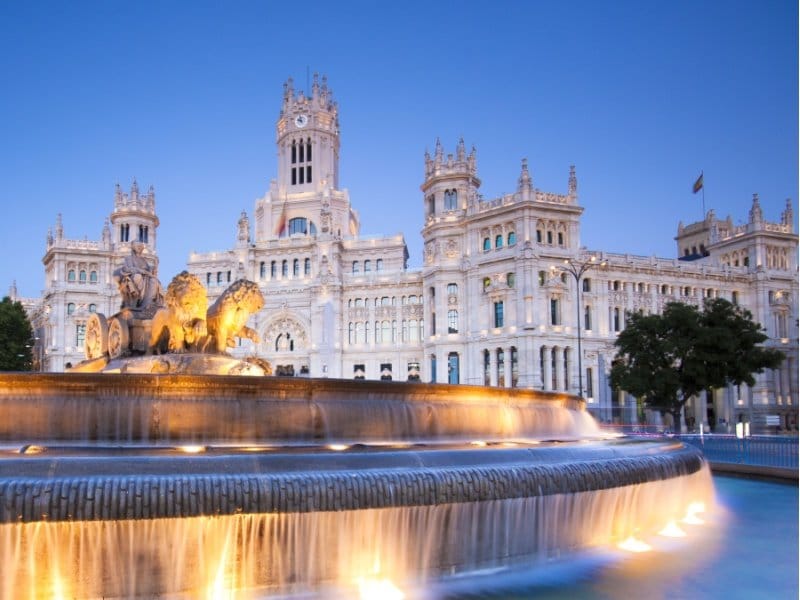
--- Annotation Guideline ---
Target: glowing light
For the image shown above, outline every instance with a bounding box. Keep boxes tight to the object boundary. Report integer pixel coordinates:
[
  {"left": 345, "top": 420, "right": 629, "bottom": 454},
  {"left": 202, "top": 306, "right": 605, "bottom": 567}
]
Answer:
[
  {"left": 327, "top": 444, "right": 349, "bottom": 451},
  {"left": 683, "top": 502, "right": 706, "bottom": 525},
  {"left": 356, "top": 577, "right": 405, "bottom": 600},
  {"left": 178, "top": 445, "right": 206, "bottom": 454},
  {"left": 20, "top": 444, "right": 46, "bottom": 454},
  {"left": 618, "top": 536, "right": 652, "bottom": 553},
  {"left": 658, "top": 521, "right": 687, "bottom": 537},
  {"left": 470, "top": 440, "right": 487, "bottom": 447}
]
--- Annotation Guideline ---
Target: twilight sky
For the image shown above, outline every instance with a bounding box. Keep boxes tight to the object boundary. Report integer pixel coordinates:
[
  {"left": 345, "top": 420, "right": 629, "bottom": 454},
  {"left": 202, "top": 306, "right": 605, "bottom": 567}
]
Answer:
[{"left": 1, "top": 0, "right": 796, "bottom": 298}]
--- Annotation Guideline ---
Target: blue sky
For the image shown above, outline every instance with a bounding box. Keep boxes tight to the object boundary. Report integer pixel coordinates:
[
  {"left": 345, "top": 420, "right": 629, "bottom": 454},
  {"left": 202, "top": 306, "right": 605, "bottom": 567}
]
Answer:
[{"left": 1, "top": 0, "right": 796, "bottom": 298}]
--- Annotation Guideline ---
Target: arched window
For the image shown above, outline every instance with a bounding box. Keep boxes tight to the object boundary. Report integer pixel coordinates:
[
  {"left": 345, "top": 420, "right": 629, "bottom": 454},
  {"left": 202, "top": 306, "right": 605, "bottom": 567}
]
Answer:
[
  {"left": 483, "top": 238, "right": 491, "bottom": 252},
  {"left": 353, "top": 261, "right": 360, "bottom": 273},
  {"left": 364, "top": 260, "right": 371, "bottom": 272},
  {"left": 447, "top": 283, "right": 458, "bottom": 296},
  {"left": 271, "top": 261, "right": 277, "bottom": 278},
  {"left": 507, "top": 231, "right": 516, "bottom": 246},
  {"left": 444, "top": 189, "right": 457, "bottom": 211},
  {"left": 584, "top": 305, "right": 592, "bottom": 330},
  {"left": 483, "top": 349, "right": 491, "bottom": 386},
  {"left": 495, "top": 234, "right": 503, "bottom": 248},
  {"left": 483, "top": 277, "right": 491, "bottom": 291},
  {"left": 89, "top": 303, "right": 97, "bottom": 313},
  {"left": 206, "top": 273, "right": 212, "bottom": 286},
  {"left": 557, "top": 232, "right": 564, "bottom": 246},
  {"left": 376, "top": 259, "right": 383, "bottom": 271},
  {"left": 260, "top": 262, "right": 266, "bottom": 278},
  {"left": 510, "top": 346, "right": 519, "bottom": 387},
  {"left": 304, "top": 258, "right": 311, "bottom": 275},
  {"left": 547, "top": 231, "right": 553, "bottom": 244},
  {"left": 79, "top": 270, "right": 87, "bottom": 283},
  {"left": 293, "top": 259, "right": 300, "bottom": 276},
  {"left": 497, "top": 348, "right": 505, "bottom": 387},
  {"left": 506, "top": 273, "right": 515, "bottom": 288},
  {"left": 613, "top": 307, "right": 621, "bottom": 332},
  {"left": 68, "top": 270, "right": 76, "bottom": 282},
  {"left": 448, "top": 309, "right": 458, "bottom": 333},
  {"left": 281, "top": 260, "right": 288, "bottom": 277},
  {"left": 381, "top": 320, "right": 391, "bottom": 343},
  {"left": 348, "top": 322, "right": 354, "bottom": 345},
  {"left": 288, "top": 217, "right": 309, "bottom": 236},
  {"left": 90, "top": 271, "right": 98, "bottom": 283},
  {"left": 67, "top": 303, "right": 75, "bottom": 315},
  {"left": 582, "top": 278, "right": 591, "bottom": 292},
  {"left": 217, "top": 272, "right": 223, "bottom": 285},
  {"left": 536, "top": 229, "right": 543, "bottom": 243}
]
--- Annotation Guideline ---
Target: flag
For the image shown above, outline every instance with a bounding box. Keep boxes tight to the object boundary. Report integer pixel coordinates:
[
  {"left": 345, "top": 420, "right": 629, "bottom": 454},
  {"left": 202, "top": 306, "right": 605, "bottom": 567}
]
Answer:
[
  {"left": 692, "top": 173, "right": 703, "bottom": 194},
  {"left": 348, "top": 206, "right": 359, "bottom": 236},
  {"left": 275, "top": 199, "right": 288, "bottom": 236}
]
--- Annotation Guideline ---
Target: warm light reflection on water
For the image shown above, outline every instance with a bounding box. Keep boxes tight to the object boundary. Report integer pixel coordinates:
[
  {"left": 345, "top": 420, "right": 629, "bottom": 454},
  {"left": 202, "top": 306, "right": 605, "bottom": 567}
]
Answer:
[{"left": 0, "top": 467, "right": 715, "bottom": 598}]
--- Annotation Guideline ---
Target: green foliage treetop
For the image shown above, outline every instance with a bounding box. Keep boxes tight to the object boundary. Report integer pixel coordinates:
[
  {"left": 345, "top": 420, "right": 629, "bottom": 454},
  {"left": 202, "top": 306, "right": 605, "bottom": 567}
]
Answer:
[
  {"left": 609, "top": 298, "right": 784, "bottom": 430},
  {"left": 0, "top": 296, "right": 35, "bottom": 371}
]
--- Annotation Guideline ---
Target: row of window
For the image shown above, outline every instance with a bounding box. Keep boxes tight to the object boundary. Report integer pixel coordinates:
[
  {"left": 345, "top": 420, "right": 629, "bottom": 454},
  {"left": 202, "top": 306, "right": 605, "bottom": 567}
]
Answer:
[
  {"left": 482, "top": 232, "right": 517, "bottom": 251},
  {"left": 353, "top": 361, "right": 422, "bottom": 382},
  {"left": 67, "top": 303, "right": 97, "bottom": 316},
  {"left": 259, "top": 258, "right": 312, "bottom": 279},
  {"left": 119, "top": 224, "right": 149, "bottom": 243},
  {"left": 425, "top": 189, "right": 459, "bottom": 215},
  {"left": 207, "top": 271, "right": 232, "bottom": 286},
  {"left": 536, "top": 229, "right": 566, "bottom": 246},
  {"left": 482, "top": 347, "right": 520, "bottom": 387},
  {"left": 351, "top": 259, "right": 384, "bottom": 273},
  {"left": 483, "top": 274, "right": 516, "bottom": 290},
  {"left": 67, "top": 270, "right": 99, "bottom": 284},
  {"left": 347, "top": 320, "right": 424, "bottom": 345},
  {"left": 347, "top": 295, "right": 422, "bottom": 308}
]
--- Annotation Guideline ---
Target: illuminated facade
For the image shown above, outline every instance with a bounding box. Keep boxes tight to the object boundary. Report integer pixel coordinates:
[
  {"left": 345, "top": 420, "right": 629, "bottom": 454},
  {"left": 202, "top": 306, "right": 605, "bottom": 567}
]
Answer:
[{"left": 19, "top": 75, "right": 798, "bottom": 432}]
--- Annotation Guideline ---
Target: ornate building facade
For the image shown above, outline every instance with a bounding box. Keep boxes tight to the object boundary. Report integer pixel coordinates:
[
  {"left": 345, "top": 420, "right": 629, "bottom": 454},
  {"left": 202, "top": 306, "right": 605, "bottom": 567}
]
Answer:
[{"left": 17, "top": 75, "right": 798, "bottom": 432}]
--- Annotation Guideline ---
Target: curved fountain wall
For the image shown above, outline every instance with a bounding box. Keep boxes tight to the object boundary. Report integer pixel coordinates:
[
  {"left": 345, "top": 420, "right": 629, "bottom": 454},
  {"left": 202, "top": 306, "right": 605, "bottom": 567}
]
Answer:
[{"left": 0, "top": 373, "right": 714, "bottom": 598}]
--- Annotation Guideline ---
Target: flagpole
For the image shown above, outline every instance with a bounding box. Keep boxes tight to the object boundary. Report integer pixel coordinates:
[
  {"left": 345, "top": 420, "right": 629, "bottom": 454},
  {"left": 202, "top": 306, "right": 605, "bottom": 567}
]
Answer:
[{"left": 701, "top": 171, "right": 705, "bottom": 219}]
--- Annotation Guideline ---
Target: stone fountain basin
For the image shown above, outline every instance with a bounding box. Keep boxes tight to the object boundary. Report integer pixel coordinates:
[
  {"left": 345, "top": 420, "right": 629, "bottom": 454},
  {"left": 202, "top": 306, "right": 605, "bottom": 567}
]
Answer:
[{"left": 0, "top": 438, "right": 704, "bottom": 523}]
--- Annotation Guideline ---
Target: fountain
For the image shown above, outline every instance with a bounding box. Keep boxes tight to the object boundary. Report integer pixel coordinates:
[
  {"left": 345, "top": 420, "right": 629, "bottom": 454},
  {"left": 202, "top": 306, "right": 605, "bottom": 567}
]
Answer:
[{"left": 0, "top": 270, "right": 715, "bottom": 598}]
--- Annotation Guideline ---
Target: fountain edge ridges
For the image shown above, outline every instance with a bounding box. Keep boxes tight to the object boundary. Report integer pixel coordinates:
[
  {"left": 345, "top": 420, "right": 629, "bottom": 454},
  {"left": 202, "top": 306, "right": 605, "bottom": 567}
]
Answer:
[{"left": 0, "top": 445, "right": 705, "bottom": 523}]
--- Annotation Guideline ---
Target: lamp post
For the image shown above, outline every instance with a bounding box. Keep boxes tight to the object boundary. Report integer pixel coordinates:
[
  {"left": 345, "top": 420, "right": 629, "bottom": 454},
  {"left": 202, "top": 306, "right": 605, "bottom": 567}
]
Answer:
[{"left": 561, "top": 255, "right": 605, "bottom": 398}]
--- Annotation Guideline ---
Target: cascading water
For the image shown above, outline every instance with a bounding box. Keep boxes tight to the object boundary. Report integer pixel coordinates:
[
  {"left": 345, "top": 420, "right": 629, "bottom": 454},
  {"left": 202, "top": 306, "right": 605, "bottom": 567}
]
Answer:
[{"left": 0, "top": 373, "right": 715, "bottom": 599}]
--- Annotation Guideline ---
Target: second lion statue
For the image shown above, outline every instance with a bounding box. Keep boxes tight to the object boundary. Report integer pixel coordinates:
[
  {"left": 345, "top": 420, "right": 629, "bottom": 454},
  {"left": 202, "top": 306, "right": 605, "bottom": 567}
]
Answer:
[{"left": 203, "top": 279, "right": 264, "bottom": 354}]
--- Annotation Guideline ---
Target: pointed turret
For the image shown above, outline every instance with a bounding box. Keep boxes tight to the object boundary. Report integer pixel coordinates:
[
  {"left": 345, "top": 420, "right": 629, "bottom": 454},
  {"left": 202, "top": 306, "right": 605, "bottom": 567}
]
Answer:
[
  {"left": 749, "top": 193, "right": 763, "bottom": 224},
  {"left": 568, "top": 165, "right": 578, "bottom": 200},
  {"left": 518, "top": 158, "right": 533, "bottom": 200},
  {"left": 781, "top": 198, "right": 794, "bottom": 231}
]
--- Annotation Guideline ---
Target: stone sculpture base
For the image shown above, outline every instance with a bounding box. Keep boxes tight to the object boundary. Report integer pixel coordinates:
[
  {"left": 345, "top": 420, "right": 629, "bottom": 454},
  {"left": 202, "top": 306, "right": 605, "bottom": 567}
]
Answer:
[{"left": 68, "top": 353, "right": 268, "bottom": 376}]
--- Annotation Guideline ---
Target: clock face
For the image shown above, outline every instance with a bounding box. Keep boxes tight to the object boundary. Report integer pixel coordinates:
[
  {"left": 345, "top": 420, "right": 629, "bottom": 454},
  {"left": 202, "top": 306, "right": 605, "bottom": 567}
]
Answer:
[{"left": 295, "top": 114, "right": 308, "bottom": 128}]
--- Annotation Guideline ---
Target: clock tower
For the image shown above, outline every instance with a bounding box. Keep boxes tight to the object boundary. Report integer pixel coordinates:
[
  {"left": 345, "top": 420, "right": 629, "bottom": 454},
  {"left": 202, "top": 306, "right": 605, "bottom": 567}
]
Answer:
[{"left": 255, "top": 73, "right": 357, "bottom": 242}]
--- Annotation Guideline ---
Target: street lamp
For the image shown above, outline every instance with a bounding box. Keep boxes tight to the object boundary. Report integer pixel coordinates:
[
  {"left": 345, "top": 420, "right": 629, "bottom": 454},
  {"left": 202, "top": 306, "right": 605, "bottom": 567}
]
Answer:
[{"left": 561, "top": 254, "right": 605, "bottom": 398}]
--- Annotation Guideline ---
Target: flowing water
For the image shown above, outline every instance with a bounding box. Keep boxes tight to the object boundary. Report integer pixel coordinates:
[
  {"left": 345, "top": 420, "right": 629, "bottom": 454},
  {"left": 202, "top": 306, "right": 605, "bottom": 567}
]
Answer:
[{"left": 0, "top": 374, "right": 717, "bottom": 599}]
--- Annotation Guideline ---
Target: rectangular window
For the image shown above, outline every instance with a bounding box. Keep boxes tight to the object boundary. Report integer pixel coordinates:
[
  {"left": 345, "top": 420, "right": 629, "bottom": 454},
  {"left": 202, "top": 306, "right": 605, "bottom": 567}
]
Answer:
[
  {"left": 306, "top": 166, "right": 312, "bottom": 183},
  {"left": 550, "top": 298, "right": 559, "bottom": 325},
  {"left": 353, "top": 364, "right": 365, "bottom": 380},
  {"left": 76, "top": 323, "right": 86, "bottom": 348},
  {"left": 586, "top": 367, "right": 594, "bottom": 398},
  {"left": 307, "top": 142, "right": 312, "bottom": 162},
  {"left": 299, "top": 144, "right": 304, "bottom": 163},
  {"left": 299, "top": 167, "right": 305, "bottom": 184},
  {"left": 494, "top": 301, "right": 504, "bottom": 328},
  {"left": 291, "top": 168, "right": 297, "bottom": 185},
  {"left": 291, "top": 145, "right": 296, "bottom": 164}
]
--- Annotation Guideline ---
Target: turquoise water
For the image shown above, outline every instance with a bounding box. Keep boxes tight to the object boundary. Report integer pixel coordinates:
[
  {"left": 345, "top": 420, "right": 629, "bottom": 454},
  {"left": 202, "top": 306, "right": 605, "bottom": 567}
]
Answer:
[{"left": 439, "top": 476, "right": 798, "bottom": 600}]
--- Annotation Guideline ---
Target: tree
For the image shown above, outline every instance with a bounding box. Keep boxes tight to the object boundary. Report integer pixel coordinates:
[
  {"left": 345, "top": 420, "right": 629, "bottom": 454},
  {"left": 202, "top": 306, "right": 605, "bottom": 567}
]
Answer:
[
  {"left": 609, "top": 298, "right": 784, "bottom": 431},
  {"left": 0, "top": 296, "right": 34, "bottom": 371}
]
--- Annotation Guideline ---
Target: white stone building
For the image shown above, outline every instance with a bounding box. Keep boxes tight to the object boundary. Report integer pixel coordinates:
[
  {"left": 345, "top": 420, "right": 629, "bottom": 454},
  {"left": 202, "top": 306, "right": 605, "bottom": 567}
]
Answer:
[{"left": 17, "top": 74, "right": 798, "bottom": 432}]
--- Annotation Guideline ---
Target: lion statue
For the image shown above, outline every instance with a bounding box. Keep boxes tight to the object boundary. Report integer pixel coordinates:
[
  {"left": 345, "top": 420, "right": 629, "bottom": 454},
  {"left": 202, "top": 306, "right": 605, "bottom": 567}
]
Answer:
[
  {"left": 203, "top": 279, "right": 264, "bottom": 354},
  {"left": 147, "top": 271, "right": 208, "bottom": 355}
]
